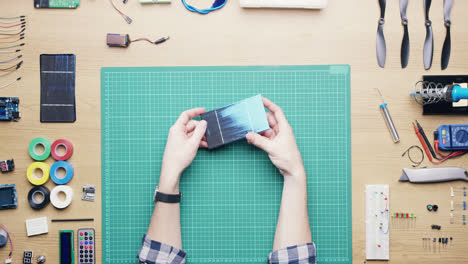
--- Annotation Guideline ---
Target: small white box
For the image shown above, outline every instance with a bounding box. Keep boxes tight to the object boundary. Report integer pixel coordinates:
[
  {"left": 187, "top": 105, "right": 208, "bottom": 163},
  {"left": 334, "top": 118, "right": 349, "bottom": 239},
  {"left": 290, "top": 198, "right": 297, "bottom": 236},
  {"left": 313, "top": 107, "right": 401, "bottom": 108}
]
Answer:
[{"left": 240, "top": 0, "right": 328, "bottom": 9}]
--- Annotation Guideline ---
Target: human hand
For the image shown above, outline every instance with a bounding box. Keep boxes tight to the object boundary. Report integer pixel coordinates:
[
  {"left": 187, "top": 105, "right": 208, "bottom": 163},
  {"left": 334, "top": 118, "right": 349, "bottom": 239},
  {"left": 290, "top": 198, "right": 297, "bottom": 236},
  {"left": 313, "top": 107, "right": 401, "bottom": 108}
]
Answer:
[
  {"left": 246, "top": 98, "right": 305, "bottom": 180},
  {"left": 159, "top": 108, "right": 208, "bottom": 193}
]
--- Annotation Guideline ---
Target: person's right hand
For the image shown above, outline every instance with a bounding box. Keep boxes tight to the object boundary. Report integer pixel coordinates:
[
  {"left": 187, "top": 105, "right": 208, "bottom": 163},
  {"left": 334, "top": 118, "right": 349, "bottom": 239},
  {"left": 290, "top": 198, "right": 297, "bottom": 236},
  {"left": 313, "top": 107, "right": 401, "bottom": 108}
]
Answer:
[{"left": 246, "top": 97, "right": 306, "bottom": 180}]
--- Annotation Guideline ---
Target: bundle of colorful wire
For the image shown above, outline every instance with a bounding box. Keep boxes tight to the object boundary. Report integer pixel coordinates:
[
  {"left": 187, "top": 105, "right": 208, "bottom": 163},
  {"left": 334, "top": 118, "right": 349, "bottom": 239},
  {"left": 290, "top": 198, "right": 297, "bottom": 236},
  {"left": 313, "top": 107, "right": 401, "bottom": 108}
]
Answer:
[{"left": 0, "top": 15, "right": 25, "bottom": 90}]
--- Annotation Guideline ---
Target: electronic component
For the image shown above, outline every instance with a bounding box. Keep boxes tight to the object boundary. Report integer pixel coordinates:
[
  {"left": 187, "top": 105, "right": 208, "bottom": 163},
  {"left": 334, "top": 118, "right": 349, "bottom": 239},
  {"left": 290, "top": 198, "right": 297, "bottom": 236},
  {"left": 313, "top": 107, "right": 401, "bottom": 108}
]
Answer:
[
  {"left": 201, "top": 95, "right": 270, "bottom": 149},
  {"left": 25, "top": 217, "right": 48, "bottom": 237},
  {"left": 0, "top": 97, "right": 20, "bottom": 121},
  {"left": 23, "top": 251, "right": 33, "bottom": 264},
  {"left": 431, "top": 224, "right": 441, "bottom": 230},
  {"left": 0, "top": 159, "right": 14, "bottom": 173},
  {"left": 60, "top": 230, "right": 74, "bottom": 264},
  {"left": 401, "top": 145, "right": 424, "bottom": 167},
  {"left": 0, "top": 77, "right": 21, "bottom": 90},
  {"left": 0, "top": 184, "right": 17, "bottom": 210},
  {"left": 82, "top": 185, "right": 96, "bottom": 201},
  {"left": 366, "top": 185, "right": 389, "bottom": 260},
  {"left": 0, "top": 222, "right": 12, "bottom": 263},
  {"left": 36, "top": 255, "right": 46, "bottom": 263},
  {"left": 106, "top": 33, "right": 169, "bottom": 47},
  {"left": 0, "top": 229, "right": 6, "bottom": 248},
  {"left": 427, "top": 204, "right": 438, "bottom": 212},
  {"left": 437, "top": 124, "right": 468, "bottom": 150},
  {"left": 413, "top": 121, "right": 467, "bottom": 164},
  {"left": 40, "top": 54, "right": 76, "bottom": 122},
  {"left": 34, "top": 0, "right": 80, "bottom": 8},
  {"left": 78, "top": 228, "right": 95, "bottom": 264},
  {"left": 110, "top": 0, "right": 132, "bottom": 24},
  {"left": 106, "top": 33, "right": 129, "bottom": 47}
]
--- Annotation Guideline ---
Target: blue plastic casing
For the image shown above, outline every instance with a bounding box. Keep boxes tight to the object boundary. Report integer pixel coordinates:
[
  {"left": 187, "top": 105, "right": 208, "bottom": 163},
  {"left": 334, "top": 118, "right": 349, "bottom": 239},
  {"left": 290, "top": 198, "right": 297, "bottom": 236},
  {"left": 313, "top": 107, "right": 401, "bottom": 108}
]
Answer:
[
  {"left": 452, "top": 85, "right": 468, "bottom": 102},
  {"left": 437, "top": 124, "right": 468, "bottom": 150},
  {"left": 0, "top": 184, "right": 17, "bottom": 209}
]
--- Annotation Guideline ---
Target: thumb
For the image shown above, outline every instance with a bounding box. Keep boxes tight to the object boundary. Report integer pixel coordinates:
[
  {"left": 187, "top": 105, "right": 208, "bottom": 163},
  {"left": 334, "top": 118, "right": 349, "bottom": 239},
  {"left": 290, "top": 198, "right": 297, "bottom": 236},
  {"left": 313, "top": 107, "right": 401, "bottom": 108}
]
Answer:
[
  {"left": 190, "top": 120, "right": 207, "bottom": 143},
  {"left": 246, "top": 132, "right": 272, "bottom": 153}
]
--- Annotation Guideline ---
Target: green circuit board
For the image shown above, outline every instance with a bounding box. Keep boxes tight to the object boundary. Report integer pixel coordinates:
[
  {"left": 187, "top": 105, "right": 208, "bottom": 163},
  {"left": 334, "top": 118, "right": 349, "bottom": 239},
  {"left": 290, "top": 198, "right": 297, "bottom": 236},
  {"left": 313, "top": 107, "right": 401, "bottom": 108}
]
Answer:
[{"left": 34, "top": 0, "right": 80, "bottom": 8}]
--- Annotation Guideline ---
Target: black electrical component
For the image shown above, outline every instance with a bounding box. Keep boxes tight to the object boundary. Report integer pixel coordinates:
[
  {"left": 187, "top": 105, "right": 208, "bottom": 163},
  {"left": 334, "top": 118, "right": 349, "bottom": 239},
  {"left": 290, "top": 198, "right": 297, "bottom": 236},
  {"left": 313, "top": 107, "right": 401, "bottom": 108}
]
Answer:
[
  {"left": 431, "top": 224, "right": 441, "bottom": 230},
  {"left": 0, "top": 159, "right": 14, "bottom": 173}
]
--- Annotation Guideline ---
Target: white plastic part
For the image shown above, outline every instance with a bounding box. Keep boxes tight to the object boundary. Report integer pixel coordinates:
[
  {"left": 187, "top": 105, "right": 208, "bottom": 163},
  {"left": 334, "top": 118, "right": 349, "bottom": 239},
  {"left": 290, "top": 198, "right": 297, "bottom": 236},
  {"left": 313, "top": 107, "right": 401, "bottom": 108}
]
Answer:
[
  {"left": 5, "top": 258, "right": 12, "bottom": 264},
  {"left": 450, "top": 213, "right": 454, "bottom": 224},
  {"left": 451, "top": 186, "right": 454, "bottom": 197},
  {"left": 451, "top": 200, "right": 454, "bottom": 211},
  {"left": 240, "top": 0, "right": 327, "bottom": 9},
  {"left": 25, "top": 217, "right": 48, "bottom": 237},
  {"left": 140, "top": 0, "right": 171, "bottom": 3},
  {"left": 366, "top": 185, "right": 390, "bottom": 260}
]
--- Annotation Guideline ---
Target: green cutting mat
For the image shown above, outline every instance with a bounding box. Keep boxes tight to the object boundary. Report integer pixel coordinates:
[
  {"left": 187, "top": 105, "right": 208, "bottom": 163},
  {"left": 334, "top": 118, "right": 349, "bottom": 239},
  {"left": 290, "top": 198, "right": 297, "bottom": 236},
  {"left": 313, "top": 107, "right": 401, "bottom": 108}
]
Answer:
[{"left": 101, "top": 65, "right": 352, "bottom": 264}]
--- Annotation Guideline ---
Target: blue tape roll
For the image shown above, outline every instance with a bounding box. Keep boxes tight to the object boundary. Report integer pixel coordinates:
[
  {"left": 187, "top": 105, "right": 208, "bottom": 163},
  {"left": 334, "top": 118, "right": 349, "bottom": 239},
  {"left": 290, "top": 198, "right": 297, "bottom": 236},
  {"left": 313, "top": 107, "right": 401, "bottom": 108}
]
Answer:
[{"left": 50, "top": 161, "right": 74, "bottom": 185}]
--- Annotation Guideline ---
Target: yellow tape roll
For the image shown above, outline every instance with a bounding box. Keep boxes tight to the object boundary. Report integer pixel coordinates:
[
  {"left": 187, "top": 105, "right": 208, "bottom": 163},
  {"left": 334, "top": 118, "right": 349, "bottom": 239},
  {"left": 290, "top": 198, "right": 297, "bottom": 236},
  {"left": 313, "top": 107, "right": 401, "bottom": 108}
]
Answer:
[{"left": 27, "top": 162, "right": 50, "bottom": 186}]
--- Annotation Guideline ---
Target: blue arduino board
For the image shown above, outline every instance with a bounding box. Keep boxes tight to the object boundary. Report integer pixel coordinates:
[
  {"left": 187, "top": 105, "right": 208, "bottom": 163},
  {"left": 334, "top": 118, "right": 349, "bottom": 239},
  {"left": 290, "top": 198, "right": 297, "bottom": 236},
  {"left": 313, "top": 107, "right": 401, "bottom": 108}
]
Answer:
[
  {"left": 437, "top": 124, "right": 468, "bottom": 150},
  {"left": 0, "top": 97, "right": 20, "bottom": 121}
]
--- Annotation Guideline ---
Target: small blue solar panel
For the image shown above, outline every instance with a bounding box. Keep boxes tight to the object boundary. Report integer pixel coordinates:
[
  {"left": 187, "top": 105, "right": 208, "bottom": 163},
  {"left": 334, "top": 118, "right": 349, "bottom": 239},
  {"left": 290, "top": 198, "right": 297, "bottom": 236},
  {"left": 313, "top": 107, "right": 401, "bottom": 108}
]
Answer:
[{"left": 201, "top": 94, "right": 269, "bottom": 149}]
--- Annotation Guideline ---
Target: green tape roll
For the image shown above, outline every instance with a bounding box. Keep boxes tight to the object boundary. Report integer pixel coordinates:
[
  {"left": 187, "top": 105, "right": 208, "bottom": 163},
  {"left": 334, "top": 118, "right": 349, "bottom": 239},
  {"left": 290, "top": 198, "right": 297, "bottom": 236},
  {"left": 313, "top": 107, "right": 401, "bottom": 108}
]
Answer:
[{"left": 28, "top": 137, "right": 51, "bottom": 161}]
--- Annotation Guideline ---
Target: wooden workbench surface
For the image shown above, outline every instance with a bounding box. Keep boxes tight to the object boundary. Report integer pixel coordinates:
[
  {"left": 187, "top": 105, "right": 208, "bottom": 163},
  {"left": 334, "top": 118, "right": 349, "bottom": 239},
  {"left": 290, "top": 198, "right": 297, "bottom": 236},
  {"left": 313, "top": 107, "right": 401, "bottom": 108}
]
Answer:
[{"left": 0, "top": 0, "right": 467, "bottom": 263}]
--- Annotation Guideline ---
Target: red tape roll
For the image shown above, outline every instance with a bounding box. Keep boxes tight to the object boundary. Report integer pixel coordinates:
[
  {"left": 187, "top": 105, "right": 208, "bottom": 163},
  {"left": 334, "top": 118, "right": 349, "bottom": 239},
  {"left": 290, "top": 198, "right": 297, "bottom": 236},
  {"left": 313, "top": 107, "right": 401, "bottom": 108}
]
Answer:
[{"left": 51, "top": 139, "right": 73, "bottom": 161}]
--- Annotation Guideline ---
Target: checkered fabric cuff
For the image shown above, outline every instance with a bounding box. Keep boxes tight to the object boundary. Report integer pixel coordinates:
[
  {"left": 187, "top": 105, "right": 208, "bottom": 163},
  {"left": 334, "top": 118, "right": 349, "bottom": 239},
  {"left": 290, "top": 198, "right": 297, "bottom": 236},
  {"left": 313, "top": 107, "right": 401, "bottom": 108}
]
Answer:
[
  {"left": 137, "top": 234, "right": 187, "bottom": 264},
  {"left": 268, "top": 243, "right": 316, "bottom": 264}
]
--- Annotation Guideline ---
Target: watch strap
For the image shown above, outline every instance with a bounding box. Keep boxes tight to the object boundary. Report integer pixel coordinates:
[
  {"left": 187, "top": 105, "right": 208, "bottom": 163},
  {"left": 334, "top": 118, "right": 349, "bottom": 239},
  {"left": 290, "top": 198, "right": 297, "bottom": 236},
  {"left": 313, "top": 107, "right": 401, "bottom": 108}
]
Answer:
[{"left": 154, "top": 186, "right": 182, "bottom": 203}]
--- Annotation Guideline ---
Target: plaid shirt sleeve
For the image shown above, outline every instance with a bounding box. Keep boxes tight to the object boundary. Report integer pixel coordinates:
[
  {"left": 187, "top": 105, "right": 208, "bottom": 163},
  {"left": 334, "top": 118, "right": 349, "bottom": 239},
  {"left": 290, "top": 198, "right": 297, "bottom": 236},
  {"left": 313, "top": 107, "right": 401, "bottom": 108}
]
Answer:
[
  {"left": 137, "top": 234, "right": 187, "bottom": 264},
  {"left": 268, "top": 243, "right": 316, "bottom": 264}
]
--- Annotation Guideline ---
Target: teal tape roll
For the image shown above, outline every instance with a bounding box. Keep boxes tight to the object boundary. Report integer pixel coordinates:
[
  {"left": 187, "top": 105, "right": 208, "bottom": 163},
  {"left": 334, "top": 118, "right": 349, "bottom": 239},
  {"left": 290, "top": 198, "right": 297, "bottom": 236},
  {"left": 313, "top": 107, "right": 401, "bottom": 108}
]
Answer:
[
  {"left": 28, "top": 137, "right": 51, "bottom": 161},
  {"left": 50, "top": 161, "right": 74, "bottom": 185}
]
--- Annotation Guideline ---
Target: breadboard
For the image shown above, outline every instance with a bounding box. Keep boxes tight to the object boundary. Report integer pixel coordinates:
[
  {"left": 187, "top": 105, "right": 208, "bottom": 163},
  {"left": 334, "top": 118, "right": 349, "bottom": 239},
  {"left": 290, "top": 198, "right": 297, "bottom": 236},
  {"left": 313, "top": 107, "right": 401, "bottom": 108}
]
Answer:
[
  {"left": 366, "top": 185, "right": 390, "bottom": 260},
  {"left": 101, "top": 65, "right": 351, "bottom": 263}
]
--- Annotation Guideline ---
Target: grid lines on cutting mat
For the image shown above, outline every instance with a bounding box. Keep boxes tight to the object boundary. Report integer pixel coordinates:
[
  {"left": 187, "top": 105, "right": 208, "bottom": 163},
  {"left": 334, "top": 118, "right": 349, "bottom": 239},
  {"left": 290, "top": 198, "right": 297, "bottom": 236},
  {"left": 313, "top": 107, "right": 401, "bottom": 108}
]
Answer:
[{"left": 101, "top": 65, "right": 351, "bottom": 263}]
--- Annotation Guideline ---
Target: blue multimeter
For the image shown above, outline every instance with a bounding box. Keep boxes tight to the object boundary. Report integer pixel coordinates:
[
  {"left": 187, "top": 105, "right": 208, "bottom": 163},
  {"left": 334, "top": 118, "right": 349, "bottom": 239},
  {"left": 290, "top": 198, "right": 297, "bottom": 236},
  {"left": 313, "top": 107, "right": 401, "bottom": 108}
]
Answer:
[{"left": 437, "top": 124, "right": 468, "bottom": 150}]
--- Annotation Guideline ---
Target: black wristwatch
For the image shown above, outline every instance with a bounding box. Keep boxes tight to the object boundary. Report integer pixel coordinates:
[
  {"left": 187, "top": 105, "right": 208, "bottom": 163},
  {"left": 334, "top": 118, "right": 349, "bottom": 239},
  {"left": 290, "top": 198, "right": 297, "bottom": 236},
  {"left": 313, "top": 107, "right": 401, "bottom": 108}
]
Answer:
[{"left": 153, "top": 186, "right": 182, "bottom": 203}]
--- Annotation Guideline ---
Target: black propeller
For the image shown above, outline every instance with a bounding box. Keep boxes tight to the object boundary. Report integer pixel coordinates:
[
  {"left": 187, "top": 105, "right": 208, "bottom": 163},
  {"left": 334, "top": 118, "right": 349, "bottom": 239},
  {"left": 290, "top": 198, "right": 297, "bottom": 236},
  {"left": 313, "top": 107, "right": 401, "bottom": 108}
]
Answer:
[
  {"left": 423, "top": 0, "right": 433, "bottom": 70},
  {"left": 441, "top": 0, "right": 454, "bottom": 70},
  {"left": 400, "top": 0, "right": 409, "bottom": 68}
]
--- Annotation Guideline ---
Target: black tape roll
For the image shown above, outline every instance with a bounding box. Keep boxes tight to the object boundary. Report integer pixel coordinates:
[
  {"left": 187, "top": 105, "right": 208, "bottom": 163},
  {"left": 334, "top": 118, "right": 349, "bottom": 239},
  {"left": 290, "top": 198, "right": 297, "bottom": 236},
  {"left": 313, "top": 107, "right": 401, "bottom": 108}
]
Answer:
[{"left": 28, "top": 186, "right": 50, "bottom": 210}]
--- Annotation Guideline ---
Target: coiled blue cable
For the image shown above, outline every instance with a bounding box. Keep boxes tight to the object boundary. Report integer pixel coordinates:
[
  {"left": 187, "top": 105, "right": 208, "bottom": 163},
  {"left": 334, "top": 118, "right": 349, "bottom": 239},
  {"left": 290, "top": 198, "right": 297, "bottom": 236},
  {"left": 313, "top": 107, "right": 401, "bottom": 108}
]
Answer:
[{"left": 181, "top": 0, "right": 227, "bottom": 14}]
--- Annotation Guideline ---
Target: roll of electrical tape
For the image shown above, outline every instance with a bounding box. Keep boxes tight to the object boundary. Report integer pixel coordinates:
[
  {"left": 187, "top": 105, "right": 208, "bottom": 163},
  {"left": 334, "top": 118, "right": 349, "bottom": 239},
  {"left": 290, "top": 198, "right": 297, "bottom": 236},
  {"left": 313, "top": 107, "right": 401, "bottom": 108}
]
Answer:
[
  {"left": 50, "top": 161, "right": 74, "bottom": 185},
  {"left": 50, "top": 185, "right": 73, "bottom": 209},
  {"left": 51, "top": 139, "right": 73, "bottom": 161},
  {"left": 27, "top": 162, "right": 50, "bottom": 186},
  {"left": 28, "top": 137, "right": 52, "bottom": 161},
  {"left": 28, "top": 186, "right": 50, "bottom": 210}
]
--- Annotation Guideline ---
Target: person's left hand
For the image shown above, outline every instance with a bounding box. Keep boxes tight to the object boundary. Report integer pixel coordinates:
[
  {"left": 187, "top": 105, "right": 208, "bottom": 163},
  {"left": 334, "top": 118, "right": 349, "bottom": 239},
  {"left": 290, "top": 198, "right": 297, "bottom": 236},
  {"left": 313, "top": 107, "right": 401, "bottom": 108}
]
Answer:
[{"left": 159, "top": 108, "right": 208, "bottom": 193}]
